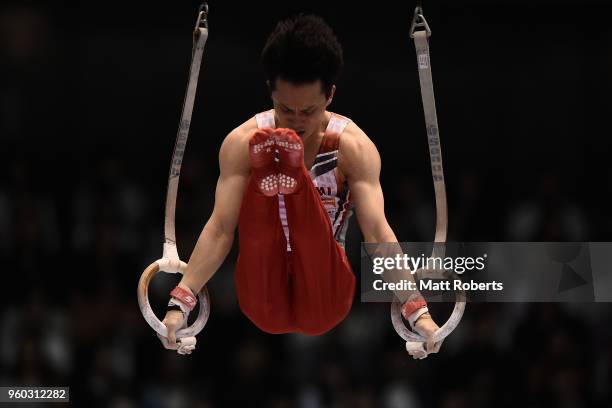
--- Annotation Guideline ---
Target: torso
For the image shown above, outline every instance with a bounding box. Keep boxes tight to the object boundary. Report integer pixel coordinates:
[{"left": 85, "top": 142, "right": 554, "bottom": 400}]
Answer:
[
  {"left": 254, "top": 109, "right": 354, "bottom": 249},
  {"left": 303, "top": 134, "right": 323, "bottom": 170}
]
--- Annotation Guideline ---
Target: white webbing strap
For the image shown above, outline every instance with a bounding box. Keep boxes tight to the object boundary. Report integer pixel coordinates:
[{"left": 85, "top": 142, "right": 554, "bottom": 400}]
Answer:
[
  {"left": 137, "top": 4, "right": 212, "bottom": 356},
  {"left": 163, "top": 5, "right": 210, "bottom": 266},
  {"left": 413, "top": 29, "right": 448, "bottom": 249},
  {"left": 393, "top": 5, "right": 465, "bottom": 357}
]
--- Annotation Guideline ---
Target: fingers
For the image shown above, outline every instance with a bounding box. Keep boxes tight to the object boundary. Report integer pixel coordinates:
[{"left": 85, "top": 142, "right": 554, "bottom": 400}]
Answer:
[
  {"left": 177, "top": 346, "right": 192, "bottom": 355},
  {"left": 158, "top": 331, "right": 197, "bottom": 356},
  {"left": 167, "top": 324, "right": 176, "bottom": 345},
  {"left": 159, "top": 310, "right": 184, "bottom": 351},
  {"left": 157, "top": 332, "right": 178, "bottom": 350},
  {"left": 406, "top": 341, "right": 427, "bottom": 359},
  {"left": 426, "top": 337, "right": 443, "bottom": 354},
  {"left": 408, "top": 349, "right": 428, "bottom": 360},
  {"left": 411, "top": 313, "right": 443, "bottom": 357},
  {"left": 406, "top": 338, "right": 443, "bottom": 359},
  {"left": 426, "top": 339, "right": 436, "bottom": 354},
  {"left": 177, "top": 337, "right": 197, "bottom": 355}
]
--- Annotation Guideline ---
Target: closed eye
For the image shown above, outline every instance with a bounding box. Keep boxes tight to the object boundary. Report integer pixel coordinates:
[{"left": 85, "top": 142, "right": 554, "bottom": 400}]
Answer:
[{"left": 279, "top": 105, "right": 292, "bottom": 114}]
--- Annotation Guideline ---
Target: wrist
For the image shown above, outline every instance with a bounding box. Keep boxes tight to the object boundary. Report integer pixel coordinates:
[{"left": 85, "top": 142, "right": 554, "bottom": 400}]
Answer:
[
  {"left": 178, "top": 280, "right": 197, "bottom": 294},
  {"left": 168, "top": 297, "right": 190, "bottom": 315},
  {"left": 408, "top": 307, "right": 429, "bottom": 329},
  {"left": 167, "top": 302, "right": 186, "bottom": 315},
  {"left": 170, "top": 285, "right": 197, "bottom": 312},
  {"left": 414, "top": 311, "right": 430, "bottom": 324},
  {"left": 401, "top": 297, "right": 427, "bottom": 320}
]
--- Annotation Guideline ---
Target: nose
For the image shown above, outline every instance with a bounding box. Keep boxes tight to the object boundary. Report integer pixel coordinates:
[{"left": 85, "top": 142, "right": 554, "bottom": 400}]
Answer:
[{"left": 286, "top": 117, "right": 305, "bottom": 129}]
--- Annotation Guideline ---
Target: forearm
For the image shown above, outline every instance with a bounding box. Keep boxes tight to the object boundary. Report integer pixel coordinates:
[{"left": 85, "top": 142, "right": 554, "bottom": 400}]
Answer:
[
  {"left": 362, "top": 221, "right": 397, "bottom": 244},
  {"left": 370, "top": 237, "right": 429, "bottom": 327},
  {"left": 367, "top": 226, "right": 422, "bottom": 304},
  {"left": 179, "top": 219, "right": 234, "bottom": 294}
]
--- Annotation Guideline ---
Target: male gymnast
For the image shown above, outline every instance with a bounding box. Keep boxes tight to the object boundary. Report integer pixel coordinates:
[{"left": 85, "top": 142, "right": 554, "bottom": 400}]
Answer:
[{"left": 159, "top": 14, "right": 442, "bottom": 357}]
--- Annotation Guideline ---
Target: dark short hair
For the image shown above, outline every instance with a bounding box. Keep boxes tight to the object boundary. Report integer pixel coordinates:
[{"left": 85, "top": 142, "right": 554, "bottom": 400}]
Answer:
[{"left": 261, "top": 14, "right": 343, "bottom": 98}]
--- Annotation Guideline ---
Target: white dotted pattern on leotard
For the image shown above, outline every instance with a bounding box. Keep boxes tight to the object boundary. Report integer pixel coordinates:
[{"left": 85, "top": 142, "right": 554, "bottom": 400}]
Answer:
[{"left": 254, "top": 110, "right": 353, "bottom": 252}]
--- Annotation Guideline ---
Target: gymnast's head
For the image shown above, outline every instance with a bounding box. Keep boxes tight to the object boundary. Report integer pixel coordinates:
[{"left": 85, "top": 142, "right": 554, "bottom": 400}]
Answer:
[{"left": 261, "top": 14, "right": 343, "bottom": 138}]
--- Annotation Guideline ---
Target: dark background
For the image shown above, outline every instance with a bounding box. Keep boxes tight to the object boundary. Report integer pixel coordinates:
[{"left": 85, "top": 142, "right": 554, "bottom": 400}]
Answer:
[{"left": 1, "top": 0, "right": 612, "bottom": 407}]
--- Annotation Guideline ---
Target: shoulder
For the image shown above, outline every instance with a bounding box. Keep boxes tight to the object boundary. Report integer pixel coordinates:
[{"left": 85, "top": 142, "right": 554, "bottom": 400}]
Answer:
[
  {"left": 223, "top": 116, "right": 258, "bottom": 150},
  {"left": 339, "top": 120, "right": 378, "bottom": 155},
  {"left": 219, "top": 116, "right": 259, "bottom": 173},
  {"left": 337, "top": 119, "right": 381, "bottom": 179}
]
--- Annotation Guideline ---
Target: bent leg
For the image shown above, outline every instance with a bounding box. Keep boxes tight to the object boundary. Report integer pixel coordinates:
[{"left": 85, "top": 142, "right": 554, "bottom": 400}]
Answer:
[
  {"left": 236, "top": 128, "right": 354, "bottom": 335},
  {"left": 283, "top": 167, "right": 356, "bottom": 335},
  {"left": 235, "top": 175, "right": 294, "bottom": 333}
]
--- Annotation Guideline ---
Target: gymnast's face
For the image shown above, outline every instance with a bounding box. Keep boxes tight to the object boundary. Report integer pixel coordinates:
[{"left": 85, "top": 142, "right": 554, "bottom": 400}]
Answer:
[{"left": 271, "top": 78, "right": 335, "bottom": 140}]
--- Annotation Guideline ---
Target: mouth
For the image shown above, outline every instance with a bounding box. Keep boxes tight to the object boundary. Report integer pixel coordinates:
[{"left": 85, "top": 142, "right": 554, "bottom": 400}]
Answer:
[{"left": 296, "top": 130, "right": 305, "bottom": 137}]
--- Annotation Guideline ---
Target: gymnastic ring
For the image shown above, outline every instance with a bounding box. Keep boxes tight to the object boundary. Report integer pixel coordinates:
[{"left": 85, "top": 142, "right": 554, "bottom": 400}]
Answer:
[
  {"left": 137, "top": 260, "right": 210, "bottom": 339},
  {"left": 390, "top": 269, "right": 466, "bottom": 343}
]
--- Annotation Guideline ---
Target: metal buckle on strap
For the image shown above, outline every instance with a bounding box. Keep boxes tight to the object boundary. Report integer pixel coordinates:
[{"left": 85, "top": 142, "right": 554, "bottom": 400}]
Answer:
[
  {"left": 409, "top": 6, "right": 431, "bottom": 38},
  {"left": 195, "top": 3, "right": 209, "bottom": 30}
]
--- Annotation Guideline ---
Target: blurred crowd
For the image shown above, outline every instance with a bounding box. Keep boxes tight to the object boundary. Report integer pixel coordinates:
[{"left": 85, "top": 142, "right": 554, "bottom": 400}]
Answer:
[{"left": 2, "top": 2, "right": 612, "bottom": 407}]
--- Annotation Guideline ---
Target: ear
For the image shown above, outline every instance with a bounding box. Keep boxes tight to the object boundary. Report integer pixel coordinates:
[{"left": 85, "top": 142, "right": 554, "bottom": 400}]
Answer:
[{"left": 326, "top": 85, "right": 336, "bottom": 106}]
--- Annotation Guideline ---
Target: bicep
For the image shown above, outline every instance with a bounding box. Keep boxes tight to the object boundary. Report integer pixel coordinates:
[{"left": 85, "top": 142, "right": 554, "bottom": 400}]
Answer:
[
  {"left": 346, "top": 142, "right": 396, "bottom": 243},
  {"left": 351, "top": 179, "right": 390, "bottom": 242},
  {"left": 209, "top": 172, "right": 248, "bottom": 235},
  {"left": 207, "top": 133, "right": 250, "bottom": 235}
]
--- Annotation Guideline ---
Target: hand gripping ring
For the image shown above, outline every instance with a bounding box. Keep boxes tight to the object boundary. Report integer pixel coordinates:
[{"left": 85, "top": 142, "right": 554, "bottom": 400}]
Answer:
[
  {"left": 391, "top": 269, "right": 466, "bottom": 345},
  {"left": 137, "top": 260, "right": 210, "bottom": 339}
]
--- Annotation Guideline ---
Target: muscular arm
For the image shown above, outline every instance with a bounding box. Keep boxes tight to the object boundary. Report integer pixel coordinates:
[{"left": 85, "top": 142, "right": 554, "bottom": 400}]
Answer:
[
  {"left": 339, "top": 125, "right": 396, "bottom": 244},
  {"left": 338, "top": 125, "right": 439, "bottom": 355},
  {"left": 340, "top": 124, "right": 440, "bottom": 353},
  {"left": 178, "top": 128, "right": 251, "bottom": 293},
  {"left": 340, "top": 125, "right": 418, "bottom": 302}
]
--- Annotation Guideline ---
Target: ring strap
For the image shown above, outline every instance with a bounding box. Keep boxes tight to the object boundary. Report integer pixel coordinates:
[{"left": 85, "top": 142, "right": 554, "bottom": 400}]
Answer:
[
  {"left": 392, "top": 4, "right": 466, "bottom": 350},
  {"left": 412, "top": 30, "right": 448, "bottom": 251},
  {"left": 163, "top": 4, "right": 210, "bottom": 263}
]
